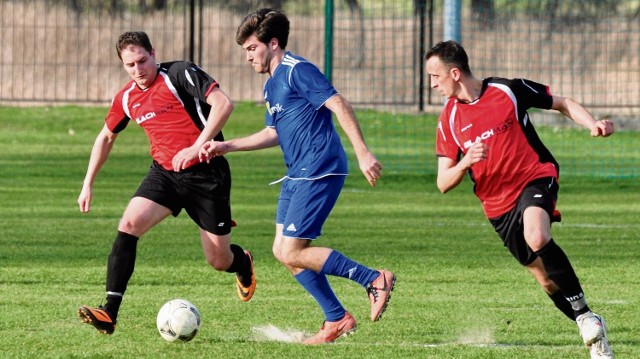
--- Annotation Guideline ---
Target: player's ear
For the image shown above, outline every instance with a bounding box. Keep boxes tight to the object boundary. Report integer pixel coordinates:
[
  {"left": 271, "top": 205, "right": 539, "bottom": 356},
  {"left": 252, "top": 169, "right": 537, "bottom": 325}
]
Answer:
[
  {"left": 450, "top": 67, "right": 461, "bottom": 81},
  {"left": 269, "top": 38, "right": 279, "bottom": 50}
]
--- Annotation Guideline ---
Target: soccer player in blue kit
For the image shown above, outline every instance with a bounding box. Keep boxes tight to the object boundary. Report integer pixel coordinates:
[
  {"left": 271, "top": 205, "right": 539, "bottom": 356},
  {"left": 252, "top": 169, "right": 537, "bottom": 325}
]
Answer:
[{"left": 199, "top": 8, "right": 395, "bottom": 344}]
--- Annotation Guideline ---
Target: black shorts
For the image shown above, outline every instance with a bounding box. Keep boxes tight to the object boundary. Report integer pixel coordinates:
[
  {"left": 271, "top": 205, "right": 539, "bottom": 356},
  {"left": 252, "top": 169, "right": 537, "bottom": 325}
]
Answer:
[
  {"left": 489, "top": 177, "right": 561, "bottom": 266},
  {"left": 133, "top": 158, "right": 232, "bottom": 235}
]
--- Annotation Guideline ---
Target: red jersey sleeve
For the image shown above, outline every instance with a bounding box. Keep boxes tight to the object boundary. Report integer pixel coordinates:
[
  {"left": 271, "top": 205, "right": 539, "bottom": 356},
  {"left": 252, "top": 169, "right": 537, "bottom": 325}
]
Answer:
[
  {"left": 105, "top": 82, "right": 134, "bottom": 133},
  {"left": 435, "top": 100, "right": 462, "bottom": 161}
]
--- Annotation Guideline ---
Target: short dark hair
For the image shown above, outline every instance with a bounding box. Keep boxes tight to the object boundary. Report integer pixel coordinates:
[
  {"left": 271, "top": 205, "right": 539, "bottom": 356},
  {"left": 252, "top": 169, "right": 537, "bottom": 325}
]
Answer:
[
  {"left": 116, "top": 31, "right": 153, "bottom": 61},
  {"left": 426, "top": 40, "right": 472, "bottom": 76},
  {"left": 235, "top": 8, "right": 290, "bottom": 49}
]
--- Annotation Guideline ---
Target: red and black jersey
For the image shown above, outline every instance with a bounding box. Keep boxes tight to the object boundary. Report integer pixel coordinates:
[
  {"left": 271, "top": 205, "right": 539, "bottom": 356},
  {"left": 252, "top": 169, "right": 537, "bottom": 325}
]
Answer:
[
  {"left": 435, "top": 77, "right": 559, "bottom": 218},
  {"left": 106, "top": 61, "right": 223, "bottom": 171}
]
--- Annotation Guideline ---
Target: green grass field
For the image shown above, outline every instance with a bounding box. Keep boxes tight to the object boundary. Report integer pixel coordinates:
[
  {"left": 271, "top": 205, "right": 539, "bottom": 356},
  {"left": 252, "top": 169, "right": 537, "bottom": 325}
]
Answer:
[{"left": 0, "top": 104, "right": 638, "bottom": 358}]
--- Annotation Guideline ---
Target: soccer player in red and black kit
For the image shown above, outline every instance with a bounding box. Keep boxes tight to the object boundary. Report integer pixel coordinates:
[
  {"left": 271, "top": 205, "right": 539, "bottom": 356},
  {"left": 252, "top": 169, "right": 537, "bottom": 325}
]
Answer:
[
  {"left": 76, "top": 31, "right": 256, "bottom": 335},
  {"left": 427, "top": 41, "right": 614, "bottom": 359}
]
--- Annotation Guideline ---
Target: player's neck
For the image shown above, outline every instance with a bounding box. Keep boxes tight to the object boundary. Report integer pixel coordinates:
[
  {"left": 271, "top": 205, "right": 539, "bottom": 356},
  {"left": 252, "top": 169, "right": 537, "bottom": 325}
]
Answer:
[
  {"left": 457, "top": 77, "right": 483, "bottom": 103},
  {"left": 268, "top": 50, "right": 286, "bottom": 76}
]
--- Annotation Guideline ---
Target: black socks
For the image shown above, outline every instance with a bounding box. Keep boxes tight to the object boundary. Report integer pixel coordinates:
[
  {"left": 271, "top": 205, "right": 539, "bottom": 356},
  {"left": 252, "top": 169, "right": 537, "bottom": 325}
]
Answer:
[
  {"left": 535, "top": 239, "right": 590, "bottom": 318},
  {"left": 104, "top": 231, "right": 139, "bottom": 320},
  {"left": 548, "top": 290, "right": 576, "bottom": 321},
  {"left": 226, "top": 244, "right": 252, "bottom": 286}
]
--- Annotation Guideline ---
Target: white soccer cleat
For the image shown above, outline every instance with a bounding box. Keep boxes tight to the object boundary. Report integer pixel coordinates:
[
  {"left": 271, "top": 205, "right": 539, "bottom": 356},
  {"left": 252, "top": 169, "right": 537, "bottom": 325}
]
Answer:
[{"left": 577, "top": 312, "right": 614, "bottom": 359}]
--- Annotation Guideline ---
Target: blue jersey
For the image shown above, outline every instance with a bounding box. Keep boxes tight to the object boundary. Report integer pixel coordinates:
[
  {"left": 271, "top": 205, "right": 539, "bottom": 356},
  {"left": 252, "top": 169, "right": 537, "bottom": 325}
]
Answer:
[{"left": 264, "top": 52, "right": 348, "bottom": 180}]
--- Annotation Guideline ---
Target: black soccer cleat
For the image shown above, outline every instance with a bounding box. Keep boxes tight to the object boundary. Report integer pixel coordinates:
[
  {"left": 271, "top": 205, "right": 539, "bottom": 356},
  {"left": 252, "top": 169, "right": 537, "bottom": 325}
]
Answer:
[
  {"left": 78, "top": 305, "right": 116, "bottom": 335},
  {"left": 236, "top": 250, "right": 256, "bottom": 302}
]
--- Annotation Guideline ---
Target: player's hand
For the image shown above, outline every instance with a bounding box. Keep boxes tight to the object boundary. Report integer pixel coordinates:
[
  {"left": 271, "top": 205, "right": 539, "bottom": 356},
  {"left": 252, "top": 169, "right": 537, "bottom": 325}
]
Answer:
[
  {"left": 591, "top": 119, "right": 614, "bottom": 137},
  {"left": 172, "top": 146, "right": 199, "bottom": 172},
  {"left": 198, "top": 141, "right": 214, "bottom": 163},
  {"left": 357, "top": 150, "right": 383, "bottom": 187},
  {"left": 78, "top": 186, "right": 92, "bottom": 213},
  {"left": 198, "top": 140, "right": 229, "bottom": 163},
  {"left": 463, "top": 141, "right": 489, "bottom": 168}
]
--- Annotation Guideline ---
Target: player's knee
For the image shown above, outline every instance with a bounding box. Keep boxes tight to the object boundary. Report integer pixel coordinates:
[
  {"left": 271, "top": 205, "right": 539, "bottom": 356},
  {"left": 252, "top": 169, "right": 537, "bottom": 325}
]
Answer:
[
  {"left": 525, "top": 230, "right": 550, "bottom": 251},
  {"left": 273, "top": 247, "right": 298, "bottom": 267},
  {"left": 272, "top": 239, "right": 290, "bottom": 265},
  {"left": 117, "top": 219, "right": 138, "bottom": 235},
  {"left": 272, "top": 246, "right": 288, "bottom": 265}
]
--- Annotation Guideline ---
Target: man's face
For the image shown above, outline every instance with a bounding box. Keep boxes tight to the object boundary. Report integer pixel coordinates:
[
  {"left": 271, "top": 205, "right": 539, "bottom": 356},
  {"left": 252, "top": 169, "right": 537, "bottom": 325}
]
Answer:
[
  {"left": 426, "top": 56, "right": 458, "bottom": 98},
  {"left": 120, "top": 45, "right": 157, "bottom": 89},
  {"left": 241, "top": 34, "right": 273, "bottom": 75}
]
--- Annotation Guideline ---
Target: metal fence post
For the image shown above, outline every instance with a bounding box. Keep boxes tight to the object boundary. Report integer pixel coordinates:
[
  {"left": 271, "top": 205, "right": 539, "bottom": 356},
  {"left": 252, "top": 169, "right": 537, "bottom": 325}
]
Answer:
[
  {"left": 324, "top": 0, "right": 334, "bottom": 82},
  {"left": 444, "top": 0, "right": 461, "bottom": 42}
]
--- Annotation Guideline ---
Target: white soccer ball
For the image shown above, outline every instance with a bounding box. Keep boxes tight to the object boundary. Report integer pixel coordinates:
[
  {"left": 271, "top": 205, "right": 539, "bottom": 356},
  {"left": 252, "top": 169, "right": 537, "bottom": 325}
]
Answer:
[{"left": 156, "top": 299, "right": 201, "bottom": 342}]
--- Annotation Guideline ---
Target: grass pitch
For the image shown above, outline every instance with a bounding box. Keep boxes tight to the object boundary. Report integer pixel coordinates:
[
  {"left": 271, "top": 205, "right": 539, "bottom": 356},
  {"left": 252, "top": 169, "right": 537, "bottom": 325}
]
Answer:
[{"left": 0, "top": 104, "right": 638, "bottom": 358}]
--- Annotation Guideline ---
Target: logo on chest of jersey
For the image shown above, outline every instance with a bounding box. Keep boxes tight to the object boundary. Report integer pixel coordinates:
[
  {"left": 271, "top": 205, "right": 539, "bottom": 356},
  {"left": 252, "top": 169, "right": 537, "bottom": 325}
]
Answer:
[
  {"left": 265, "top": 101, "right": 284, "bottom": 115},
  {"left": 462, "top": 119, "right": 514, "bottom": 149},
  {"left": 464, "top": 129, "right": 494, "bottom": 149},
  {"left": 134, "top": 104, "right": 174, "bottom": 125},
  {"left": 136, "top": 111, "right": 156, "bottom": 124}
]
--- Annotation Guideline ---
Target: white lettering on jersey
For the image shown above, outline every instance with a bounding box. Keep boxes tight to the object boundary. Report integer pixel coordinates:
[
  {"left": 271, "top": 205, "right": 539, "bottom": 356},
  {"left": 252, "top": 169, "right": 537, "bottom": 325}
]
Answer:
[
  {"left": 135, "top": 111, "right": 156, "bottom": 124},
  {"left": 265, "top": 100, "right": 284, "bottom": 115},
  {"left": 463, "top": 129, "right": 494, "bottom": 149},
  {"left": 270, "top": 103, "right": 284, "bottom": 114}
]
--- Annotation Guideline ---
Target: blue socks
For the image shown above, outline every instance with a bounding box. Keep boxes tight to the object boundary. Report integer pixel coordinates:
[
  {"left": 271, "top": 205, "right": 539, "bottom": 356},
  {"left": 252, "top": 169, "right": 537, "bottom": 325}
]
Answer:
[
  {"left": 294, "top": 269, "right": 345, "bottom": 322},
  {"left": 293, "top": 251, "right": 380, "bottom": 322},
  {"left": 320, "top": 250, "right": 379, "bottom": 287}
]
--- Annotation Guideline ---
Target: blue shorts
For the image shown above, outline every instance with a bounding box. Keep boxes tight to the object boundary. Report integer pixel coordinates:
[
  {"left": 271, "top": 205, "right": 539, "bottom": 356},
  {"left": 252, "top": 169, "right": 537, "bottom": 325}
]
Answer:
[{"left": 276, "top": 175, "right": 346, "bottom": 240}]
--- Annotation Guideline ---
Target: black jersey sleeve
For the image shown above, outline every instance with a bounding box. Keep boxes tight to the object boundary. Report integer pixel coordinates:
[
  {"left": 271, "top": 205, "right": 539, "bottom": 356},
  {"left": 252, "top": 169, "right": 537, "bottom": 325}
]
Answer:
[
  {"left": 488, "top": 77, "right": 553, "bottom": 119},
  {"left": 161, "top": 61, "right": 218, "bottom": 102},
  {"left": 511, "top": 78, "right": 553, "bottom": 111}
]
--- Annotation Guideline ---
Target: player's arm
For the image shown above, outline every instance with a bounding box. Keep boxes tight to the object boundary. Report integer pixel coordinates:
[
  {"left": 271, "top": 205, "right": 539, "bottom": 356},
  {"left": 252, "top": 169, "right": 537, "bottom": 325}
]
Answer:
[
  {"left": 199, "top": 127, "right": 279, "bottom": 162},
  {"left": 172, "top": 87, "right": 234, "bottom": 171},
  {"left": 551, "top": 95, "right": 614, "bottom": 137},
  {"left": 436, "top": 141, "right": 488, "bottom": 193},
  {"left": 78, "top": 124, "right": 118, "bottom": 213},
  {"left": 324, "top": 94, "right": 382, "bottom": 187}
]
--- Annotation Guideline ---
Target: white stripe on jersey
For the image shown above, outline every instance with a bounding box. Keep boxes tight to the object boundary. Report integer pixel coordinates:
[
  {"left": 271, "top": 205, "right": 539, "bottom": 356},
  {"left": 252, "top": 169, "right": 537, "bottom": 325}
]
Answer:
[
  {"left": 520, "top": 79, "right": 539, "bottom": 93},
  {"left": 159, "top": 71, "right": 206, "bottom": 126},
  {"left": 281, "top": 54, "right": 300, "bottom": 67},
  {"left": 194, "top": 98, "right": 206, "bottom": 126},
  {"left": 282, "top": 54, "right": 300, "bottom": 86},
  {"left": 159, "top": 71, "right": 185, "bottom": 107},
  {"left": 121, "top": 82, "right": 137, "bottom": 119},
  {"left": 448, "top": 104, "right": 463, "bottom": 150},
  {"left": 437, "top": 120, "right": 447, "bottom": 142},
  {"left": 488, "top": 83, "right": 519, "bottom": 122}
]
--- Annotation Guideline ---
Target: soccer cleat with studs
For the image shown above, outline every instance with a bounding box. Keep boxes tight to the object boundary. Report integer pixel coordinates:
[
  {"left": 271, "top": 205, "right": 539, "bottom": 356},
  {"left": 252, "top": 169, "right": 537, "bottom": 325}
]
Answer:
[
  {"left": 78, "top": 305, "right": 116, "bottom": 335},
  {"left": 577, "top": 312, "right": 614, "bottom": 359},
  {"left": 303, "top": 312, "right": 357, "bottom": 345},
  {"left": 367, "top": 270, "right": 396, "bottom": 321},
  {"left": 236, "top": 250, "right": 256, "bottom": 302}
]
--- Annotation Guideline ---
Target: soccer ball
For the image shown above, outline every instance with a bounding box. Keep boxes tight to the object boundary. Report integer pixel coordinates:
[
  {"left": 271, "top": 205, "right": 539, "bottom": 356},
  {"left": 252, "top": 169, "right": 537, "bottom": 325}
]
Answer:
[{"left": 156, "top": 299, "right": 201, "bottom": 342}]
